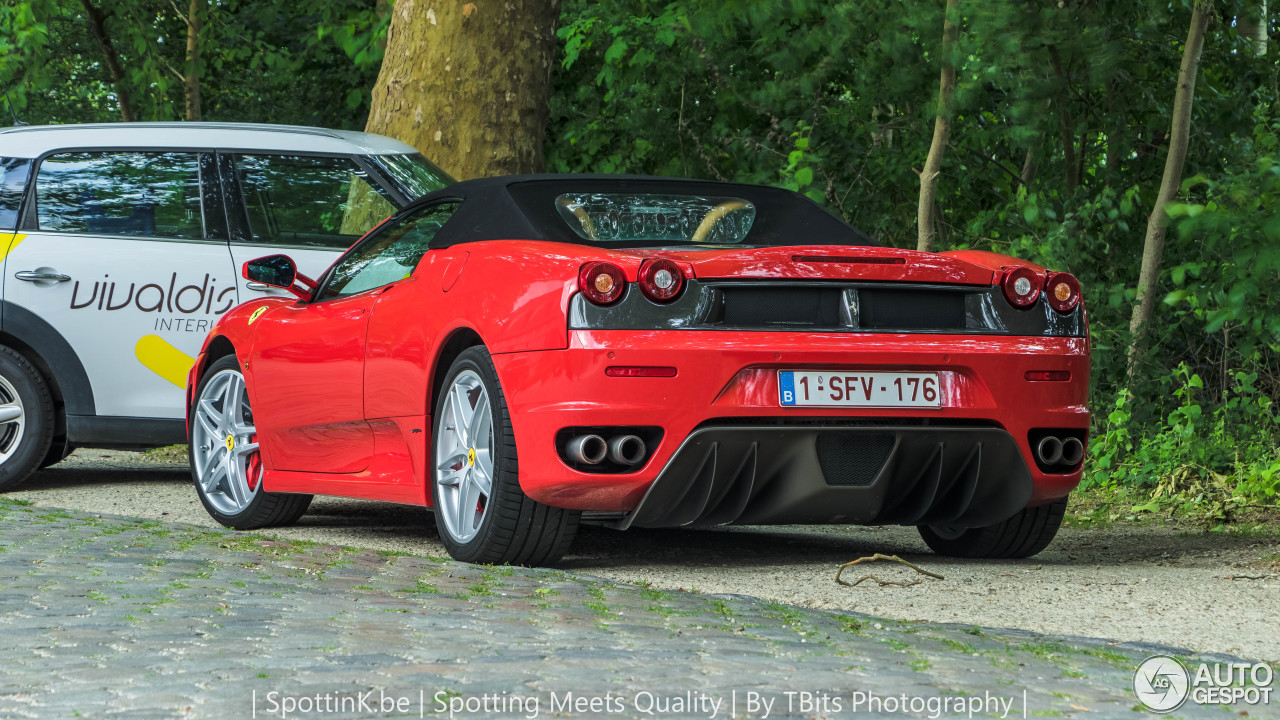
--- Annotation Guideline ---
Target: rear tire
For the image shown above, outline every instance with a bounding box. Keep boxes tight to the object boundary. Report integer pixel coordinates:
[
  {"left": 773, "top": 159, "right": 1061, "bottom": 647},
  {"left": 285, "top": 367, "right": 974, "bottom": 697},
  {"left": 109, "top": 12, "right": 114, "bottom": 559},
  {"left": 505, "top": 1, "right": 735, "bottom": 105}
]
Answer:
[
  {"left": 0, "top": 346, "right": 55, "bottom": 492},
  {"left": 189, "top": 355, "right": 311, "bottom": 529},
  {"left": 918, "top": 497, "right": 1067, "bottom": 559},
  {"left": 430, "top": 346, "right": 579, "bottom": 566}
]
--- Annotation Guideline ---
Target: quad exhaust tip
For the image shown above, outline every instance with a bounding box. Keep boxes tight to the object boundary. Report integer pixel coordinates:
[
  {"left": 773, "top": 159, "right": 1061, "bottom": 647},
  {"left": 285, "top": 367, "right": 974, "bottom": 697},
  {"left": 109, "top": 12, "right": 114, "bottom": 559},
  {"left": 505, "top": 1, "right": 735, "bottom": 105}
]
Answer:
[
  {"left": 1060, "top": 436, "right": 1084, "bottom": 466},
  {"left": 1036, "top": 434, "right": 1084, "bottom": 468},
  {"left": 1036, "top": 436, "right": 1063, "bottom": 466},
  {"left": 565, "top": 433, "right": 649, "bottom": 466},
  {"left": 566, "top": 434, "right": 608, "bottom": 465},
  {"left": 608, "top": 435, "right": 646, "bottom": 466}
]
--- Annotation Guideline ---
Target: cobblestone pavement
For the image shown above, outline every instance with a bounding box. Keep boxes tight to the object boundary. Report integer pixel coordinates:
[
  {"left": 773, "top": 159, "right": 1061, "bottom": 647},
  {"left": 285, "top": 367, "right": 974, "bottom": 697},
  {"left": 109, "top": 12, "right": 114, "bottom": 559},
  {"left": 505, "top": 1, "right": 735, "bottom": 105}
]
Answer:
[
  {"left": 1, "top": 500, "right": 1273, "bottom": 719},
  {"left": 14, "top": 451, "right": 1280, "bottom": 662}
]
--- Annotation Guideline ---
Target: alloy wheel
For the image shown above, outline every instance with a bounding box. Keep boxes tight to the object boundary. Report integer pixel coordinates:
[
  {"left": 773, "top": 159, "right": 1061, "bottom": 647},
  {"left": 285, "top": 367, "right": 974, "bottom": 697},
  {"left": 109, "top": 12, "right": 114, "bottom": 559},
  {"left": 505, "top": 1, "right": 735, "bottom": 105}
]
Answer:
[
  {"left": 434, "top": 369, "right": 494, "bottom": 544},
  {"left": 192, "top": 369, "right": 261, "bottom": 515},
  {"left": 0, "top": 374, "right": 24, "bottom": 465}
]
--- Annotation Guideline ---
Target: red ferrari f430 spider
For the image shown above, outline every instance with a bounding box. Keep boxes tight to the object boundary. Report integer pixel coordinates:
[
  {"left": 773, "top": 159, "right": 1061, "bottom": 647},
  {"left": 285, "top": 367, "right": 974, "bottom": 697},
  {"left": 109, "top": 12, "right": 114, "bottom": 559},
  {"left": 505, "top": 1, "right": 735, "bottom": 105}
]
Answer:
[{"left": 187, "top": 176, "right": 1089, "bottom": 566}]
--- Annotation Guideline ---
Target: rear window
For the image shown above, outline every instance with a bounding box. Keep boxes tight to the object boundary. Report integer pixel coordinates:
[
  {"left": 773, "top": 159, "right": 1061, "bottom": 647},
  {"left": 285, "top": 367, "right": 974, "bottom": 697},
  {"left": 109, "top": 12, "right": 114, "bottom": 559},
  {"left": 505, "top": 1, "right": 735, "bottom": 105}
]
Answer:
[
  {"left": 233, "top": 153, "right": 397, "bottom": 249},
  {"left": 35, "top": 152, "right": 204, "bottom": 239},
  {"left": 555, "top": 193, "right": 756, "bottom": 245},
  {"left": 0, "top": 158, "right": 31, "bottom": 231}
]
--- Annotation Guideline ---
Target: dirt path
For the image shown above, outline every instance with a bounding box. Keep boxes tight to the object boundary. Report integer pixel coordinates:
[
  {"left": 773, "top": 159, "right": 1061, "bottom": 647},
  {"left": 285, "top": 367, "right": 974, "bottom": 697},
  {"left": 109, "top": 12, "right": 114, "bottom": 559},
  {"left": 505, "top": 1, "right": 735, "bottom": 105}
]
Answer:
[{"left": 12, "top": 449, "right": 1280, "bottom": 663}]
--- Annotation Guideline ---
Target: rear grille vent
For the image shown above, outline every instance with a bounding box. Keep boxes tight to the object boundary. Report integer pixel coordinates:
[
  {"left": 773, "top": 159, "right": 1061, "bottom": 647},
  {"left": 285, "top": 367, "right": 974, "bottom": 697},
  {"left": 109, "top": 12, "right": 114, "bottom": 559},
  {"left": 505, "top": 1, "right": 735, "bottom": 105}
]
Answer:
[
  {"left": 720, "top": 286, "right": 844, "bottom": 327},
  {"left": 859, "top": 289, "right": 965, "bottom": 330},
  {"left": 815, "top": 432, "right": 895, "bottom": 486}
]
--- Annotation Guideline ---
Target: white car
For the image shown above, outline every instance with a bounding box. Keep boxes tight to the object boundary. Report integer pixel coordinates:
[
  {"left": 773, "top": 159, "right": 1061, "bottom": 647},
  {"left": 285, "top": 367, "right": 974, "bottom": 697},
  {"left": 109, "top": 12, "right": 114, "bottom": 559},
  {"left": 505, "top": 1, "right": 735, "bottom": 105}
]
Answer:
[{"left": 0, "top": 122, "right": 453, "bottom": 489}]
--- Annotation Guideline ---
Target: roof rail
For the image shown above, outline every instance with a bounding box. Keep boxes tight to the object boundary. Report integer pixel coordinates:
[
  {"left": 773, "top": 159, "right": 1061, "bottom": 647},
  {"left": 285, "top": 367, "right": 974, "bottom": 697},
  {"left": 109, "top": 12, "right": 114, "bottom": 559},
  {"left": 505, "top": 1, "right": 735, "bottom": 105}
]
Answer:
[{"left": 0, "top": 122, "right": 345, "bottom": 139}]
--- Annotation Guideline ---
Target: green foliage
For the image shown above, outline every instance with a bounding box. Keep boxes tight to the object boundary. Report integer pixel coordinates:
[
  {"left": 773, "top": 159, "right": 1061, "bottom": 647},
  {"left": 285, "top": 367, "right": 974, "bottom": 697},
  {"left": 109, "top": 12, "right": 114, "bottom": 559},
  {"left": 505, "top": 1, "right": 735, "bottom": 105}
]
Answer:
[
  {"left": 1087, "top": 364, "right": 1280, "bottom": 524},
  {"left": 0, "top": 0, "right": 387, "bottom": 127}
]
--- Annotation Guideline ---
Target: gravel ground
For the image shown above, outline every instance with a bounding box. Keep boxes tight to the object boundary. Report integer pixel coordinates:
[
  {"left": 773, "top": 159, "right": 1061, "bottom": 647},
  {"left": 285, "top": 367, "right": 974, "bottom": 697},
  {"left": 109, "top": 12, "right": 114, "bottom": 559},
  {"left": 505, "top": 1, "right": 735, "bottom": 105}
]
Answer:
[{"left": 12, "top": 448, "right": 1280, "bottom": 663}]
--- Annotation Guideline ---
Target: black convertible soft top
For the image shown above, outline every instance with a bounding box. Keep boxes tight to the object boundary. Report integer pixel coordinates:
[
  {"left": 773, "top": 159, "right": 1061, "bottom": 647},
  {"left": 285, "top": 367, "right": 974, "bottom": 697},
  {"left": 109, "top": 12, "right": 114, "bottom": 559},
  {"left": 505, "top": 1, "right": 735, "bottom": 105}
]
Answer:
[{"left": 412, "top": 174, "right": 878, "bottom": 249}]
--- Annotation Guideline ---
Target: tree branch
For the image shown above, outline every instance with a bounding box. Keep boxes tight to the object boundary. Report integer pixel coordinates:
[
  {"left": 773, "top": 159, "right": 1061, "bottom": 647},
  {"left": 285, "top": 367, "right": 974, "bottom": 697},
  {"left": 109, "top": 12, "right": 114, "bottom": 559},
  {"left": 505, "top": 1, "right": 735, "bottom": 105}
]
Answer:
[{"left": 79, "top": 0, "right": 136, "bottom": 121}]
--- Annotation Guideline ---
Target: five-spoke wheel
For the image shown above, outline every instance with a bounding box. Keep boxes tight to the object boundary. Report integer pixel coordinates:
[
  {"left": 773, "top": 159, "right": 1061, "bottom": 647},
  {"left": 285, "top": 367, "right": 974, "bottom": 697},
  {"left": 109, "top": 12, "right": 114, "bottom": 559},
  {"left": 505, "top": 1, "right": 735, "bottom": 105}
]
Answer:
[
  {"left": 434, "top": 369, "right": 494, "bottom": 544},
  {"left": 189, "top": 355, "right": 310, "bottom": 529},
  {"left": 430, "top": 346, "right": 579, "bottom": 565},
  {"left": 191, "top": 366, "right": 262, "bottom": 516}
]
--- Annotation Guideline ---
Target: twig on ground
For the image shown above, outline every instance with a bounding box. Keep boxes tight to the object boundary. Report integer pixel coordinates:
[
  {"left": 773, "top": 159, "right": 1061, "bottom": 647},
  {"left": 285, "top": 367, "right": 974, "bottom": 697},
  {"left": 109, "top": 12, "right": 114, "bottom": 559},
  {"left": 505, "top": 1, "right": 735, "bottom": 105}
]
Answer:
[{"left": 836, "top": 553, "right": 944, "bottom": 588}]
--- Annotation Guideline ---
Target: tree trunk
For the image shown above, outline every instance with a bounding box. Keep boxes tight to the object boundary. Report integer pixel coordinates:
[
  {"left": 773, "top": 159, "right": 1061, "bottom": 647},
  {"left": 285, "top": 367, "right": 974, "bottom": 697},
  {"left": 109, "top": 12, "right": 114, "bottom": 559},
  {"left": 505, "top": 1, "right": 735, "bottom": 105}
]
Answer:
[
  {"left": 1020, "top": 144, "right": 1039, "bottom": 185},
  {"left": 1127, "top": 2, "right": 1212, "bottom": 374},
  {"left": 916, "top": 0, "right": 960, "bottom": 253},
  {"left": 364, "top": 0, "right": 562, "bottom": 180},
  {"left": 184, "top": 0, "right": 203, "bottom": 121},
  {"left": 1238, "top": 0, "right": 1268, "bottom": 57},
  {"left": 1047, "top": 45, "right": 1079, "bottom": 193},
  {"left": 79, "top": 0, "right": 135, "bottom": 122}
]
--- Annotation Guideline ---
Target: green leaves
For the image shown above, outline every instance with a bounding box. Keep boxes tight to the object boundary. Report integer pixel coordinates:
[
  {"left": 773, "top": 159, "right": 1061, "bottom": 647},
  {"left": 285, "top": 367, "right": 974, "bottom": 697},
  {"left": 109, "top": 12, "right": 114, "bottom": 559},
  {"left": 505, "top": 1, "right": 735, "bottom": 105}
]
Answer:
[{"left": 0, "top": 0, "right": 384, "bottom": 126}]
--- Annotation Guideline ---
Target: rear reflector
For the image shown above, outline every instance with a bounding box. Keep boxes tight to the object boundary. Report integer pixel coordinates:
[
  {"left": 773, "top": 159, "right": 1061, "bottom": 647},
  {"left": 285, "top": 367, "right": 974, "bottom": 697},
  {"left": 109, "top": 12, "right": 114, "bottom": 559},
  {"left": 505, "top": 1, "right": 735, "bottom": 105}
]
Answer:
[
  {"left": 792, "top": 255, "right": 906, "bottom": 265},
  {"left": 606, "top": 366, "right": 677, "bottom": 378},
  {"left": 1025, "top": 370, "right": 1071, "bottom": 382}
]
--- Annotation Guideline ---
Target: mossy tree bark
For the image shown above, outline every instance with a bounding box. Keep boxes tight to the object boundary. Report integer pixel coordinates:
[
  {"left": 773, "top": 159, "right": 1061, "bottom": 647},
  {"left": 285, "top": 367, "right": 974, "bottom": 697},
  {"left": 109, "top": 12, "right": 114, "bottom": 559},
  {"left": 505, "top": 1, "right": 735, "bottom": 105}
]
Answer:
[{"left": 364, "top": 0, "right": 562, "bottom": 180}]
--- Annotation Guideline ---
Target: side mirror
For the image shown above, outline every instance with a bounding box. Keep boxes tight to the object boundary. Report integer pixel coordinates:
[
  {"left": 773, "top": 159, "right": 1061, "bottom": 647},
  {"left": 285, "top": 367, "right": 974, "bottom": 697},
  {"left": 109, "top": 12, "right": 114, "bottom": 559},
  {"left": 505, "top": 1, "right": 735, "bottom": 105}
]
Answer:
[{"left": 242, "top": 255, "right": 316, "bottom": 300}]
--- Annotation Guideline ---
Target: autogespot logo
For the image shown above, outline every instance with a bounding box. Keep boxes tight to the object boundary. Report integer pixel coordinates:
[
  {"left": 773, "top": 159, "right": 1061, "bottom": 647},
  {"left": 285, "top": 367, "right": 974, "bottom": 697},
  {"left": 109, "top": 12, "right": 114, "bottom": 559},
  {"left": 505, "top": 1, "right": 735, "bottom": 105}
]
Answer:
[{"left": 1134, "top": 655, "right": 1190, "bottom": 713}]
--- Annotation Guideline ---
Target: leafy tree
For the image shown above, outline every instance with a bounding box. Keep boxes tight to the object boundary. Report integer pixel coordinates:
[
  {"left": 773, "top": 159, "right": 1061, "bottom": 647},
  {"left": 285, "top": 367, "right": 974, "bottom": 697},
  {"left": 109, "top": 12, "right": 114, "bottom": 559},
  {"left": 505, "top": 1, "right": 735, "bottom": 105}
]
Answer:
[
  {"left": 917, "top": 0, "right": 961, "bottom": 252},
  {"left": 1127, "top": 0, "right": 1214, "bottom": 375},
  {"left": 0, "top": 0, "right": 389, "bottom": 129}
]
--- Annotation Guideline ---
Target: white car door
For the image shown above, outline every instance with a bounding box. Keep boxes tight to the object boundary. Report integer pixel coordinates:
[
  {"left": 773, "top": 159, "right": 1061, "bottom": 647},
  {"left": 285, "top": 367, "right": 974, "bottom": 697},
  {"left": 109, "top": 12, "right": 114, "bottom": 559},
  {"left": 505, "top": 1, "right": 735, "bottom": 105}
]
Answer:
[
  {"left": 5, "top": 150, "right": 239, "bottom": 419},
  {"left": 219, "top": 152, "right": 399, "bottom": 299}
]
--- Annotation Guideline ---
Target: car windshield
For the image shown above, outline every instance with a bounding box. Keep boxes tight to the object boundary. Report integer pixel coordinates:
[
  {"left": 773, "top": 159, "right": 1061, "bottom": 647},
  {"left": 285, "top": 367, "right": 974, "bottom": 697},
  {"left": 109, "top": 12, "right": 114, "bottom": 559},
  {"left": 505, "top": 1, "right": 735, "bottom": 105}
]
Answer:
[
  {"left": 555, "top": 192, "right": 756, "bottom": 245},
  {"left": 374, "top": 153, "right": 454, "bottom": 199}
]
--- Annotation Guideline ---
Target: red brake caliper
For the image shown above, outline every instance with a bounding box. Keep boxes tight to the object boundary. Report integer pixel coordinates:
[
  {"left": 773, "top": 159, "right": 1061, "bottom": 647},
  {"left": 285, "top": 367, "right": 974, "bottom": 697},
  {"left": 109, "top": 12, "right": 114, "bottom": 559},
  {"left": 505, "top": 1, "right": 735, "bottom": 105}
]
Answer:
[{"left": 245, "top": 433, "right": 261, "bottom": 490}]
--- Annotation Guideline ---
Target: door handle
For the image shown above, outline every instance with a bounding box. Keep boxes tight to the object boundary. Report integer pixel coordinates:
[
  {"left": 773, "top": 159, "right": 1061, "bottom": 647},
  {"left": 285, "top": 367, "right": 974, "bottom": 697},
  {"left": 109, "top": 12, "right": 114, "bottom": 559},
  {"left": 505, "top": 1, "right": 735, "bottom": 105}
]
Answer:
[
  {"left": 14, "top": 271, "right": 71, "bottom": 283},
  {"left": 246, "top": 282, "right": 272, "bottom": 291}
]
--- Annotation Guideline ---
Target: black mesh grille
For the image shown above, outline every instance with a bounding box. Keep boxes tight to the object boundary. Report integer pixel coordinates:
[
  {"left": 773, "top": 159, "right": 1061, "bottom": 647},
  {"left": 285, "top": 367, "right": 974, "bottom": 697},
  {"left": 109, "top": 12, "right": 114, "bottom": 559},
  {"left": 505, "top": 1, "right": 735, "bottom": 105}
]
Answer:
[
  {"left": 721, "top": 287, "right": 844, "bottom": 327},
  {"left": 859, "top": 289, "right": 965, "bottom": 330},
  {"left": 815, "top": 432, "right": 895, "bottom": 486}
]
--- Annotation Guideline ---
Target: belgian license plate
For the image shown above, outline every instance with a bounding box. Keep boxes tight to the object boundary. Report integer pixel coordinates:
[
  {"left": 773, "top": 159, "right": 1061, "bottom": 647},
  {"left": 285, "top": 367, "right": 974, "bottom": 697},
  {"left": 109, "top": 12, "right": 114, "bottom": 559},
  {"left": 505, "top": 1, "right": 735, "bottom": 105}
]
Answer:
[{"left": 778, "top": 370, "right": 941, "bottom": 408}]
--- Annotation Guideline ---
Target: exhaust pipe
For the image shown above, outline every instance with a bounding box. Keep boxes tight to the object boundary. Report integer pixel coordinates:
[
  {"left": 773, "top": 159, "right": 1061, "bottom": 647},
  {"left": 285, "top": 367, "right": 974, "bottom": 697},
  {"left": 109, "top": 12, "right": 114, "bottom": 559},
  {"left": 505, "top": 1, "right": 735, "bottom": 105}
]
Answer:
[
  {"left": 1036, "top": 436, "right": 1063, "bottom": 466},
  {"left": 1060, "top": 436, "right": 1084, "bottom": 466},
  {"left": 566, "top": 434, "right": 608, "bottom": 465},
  {"left": 608, "top": 435, "right": 646, "bottom": 465}
]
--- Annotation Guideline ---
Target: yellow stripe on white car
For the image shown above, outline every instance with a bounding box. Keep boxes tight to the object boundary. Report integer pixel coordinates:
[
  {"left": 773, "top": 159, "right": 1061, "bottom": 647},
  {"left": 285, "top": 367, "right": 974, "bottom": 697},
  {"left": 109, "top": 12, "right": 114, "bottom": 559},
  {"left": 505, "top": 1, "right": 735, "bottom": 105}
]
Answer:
[
  {"left": 135, "top": 334, "right": 196, "bottom": 388},
  {"left": 0, "top": 233, "right": 28, "bottom": 261}
]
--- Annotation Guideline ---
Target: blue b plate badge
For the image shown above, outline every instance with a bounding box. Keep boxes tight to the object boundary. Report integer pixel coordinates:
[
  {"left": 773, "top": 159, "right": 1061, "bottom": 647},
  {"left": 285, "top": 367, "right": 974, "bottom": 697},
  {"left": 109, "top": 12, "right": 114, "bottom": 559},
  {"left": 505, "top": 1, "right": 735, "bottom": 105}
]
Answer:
[{"left": 778, "top": 370, "right": 941, "bottom": 408}]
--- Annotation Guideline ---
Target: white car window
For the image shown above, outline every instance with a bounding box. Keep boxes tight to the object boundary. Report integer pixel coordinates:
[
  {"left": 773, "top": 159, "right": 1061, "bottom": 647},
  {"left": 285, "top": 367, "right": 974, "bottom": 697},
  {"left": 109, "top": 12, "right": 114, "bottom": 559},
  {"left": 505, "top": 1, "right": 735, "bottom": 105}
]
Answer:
[
  {"left": 35, "top": 151, "right": 204, "bottom": 240},
  {"left": 234, "top": 154, "right": 396, "bottom": 249}
]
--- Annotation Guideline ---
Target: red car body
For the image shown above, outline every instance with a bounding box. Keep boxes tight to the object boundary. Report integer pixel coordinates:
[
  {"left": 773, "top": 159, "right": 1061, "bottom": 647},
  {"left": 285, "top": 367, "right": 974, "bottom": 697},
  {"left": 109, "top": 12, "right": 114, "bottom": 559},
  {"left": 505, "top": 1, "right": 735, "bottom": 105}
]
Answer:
[{"left": 188, "top": 176, "right": 1089, "bottom": 561}]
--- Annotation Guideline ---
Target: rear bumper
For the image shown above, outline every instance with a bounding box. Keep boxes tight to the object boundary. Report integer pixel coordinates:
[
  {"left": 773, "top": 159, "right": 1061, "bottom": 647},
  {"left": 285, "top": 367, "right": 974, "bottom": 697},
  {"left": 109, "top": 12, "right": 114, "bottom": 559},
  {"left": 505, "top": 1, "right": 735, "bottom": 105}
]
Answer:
[
  {"left": 611, "top": 422, "right": 1031, "bottom": 529},
  {"left": 492, "top": 329, "right": 1089, "bottom": 525}
]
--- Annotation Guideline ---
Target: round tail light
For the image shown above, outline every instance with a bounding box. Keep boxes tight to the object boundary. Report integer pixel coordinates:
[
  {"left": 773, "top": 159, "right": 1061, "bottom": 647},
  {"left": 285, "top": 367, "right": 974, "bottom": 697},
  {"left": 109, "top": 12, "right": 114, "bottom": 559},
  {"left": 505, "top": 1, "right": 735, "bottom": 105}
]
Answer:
[
  {"left": 1044, "top": 272, "right": 1081, "bottom": 313},
  {"left": 637, "top": 258, "right": 685, "bottom": 303},
  {"left": 578, "top": 262, "right": 626, "bottom": 305},
  {"left": 1001, "top": 267, "right": 1040, "bottom": 309}
]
